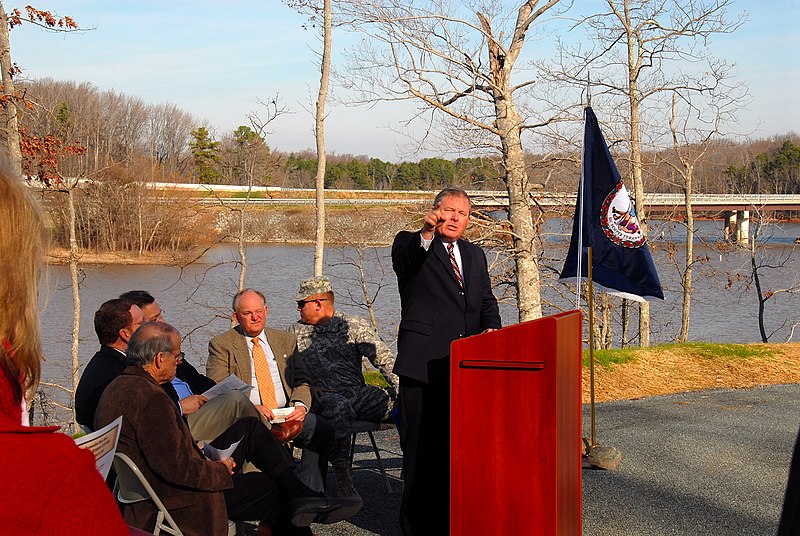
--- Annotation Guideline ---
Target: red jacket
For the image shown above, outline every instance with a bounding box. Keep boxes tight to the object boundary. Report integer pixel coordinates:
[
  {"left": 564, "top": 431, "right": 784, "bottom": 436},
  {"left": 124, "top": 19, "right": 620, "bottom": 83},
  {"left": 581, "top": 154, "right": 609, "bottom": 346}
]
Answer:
[{"left": 0, "top": 362, "right": 128, "bottom": 535}]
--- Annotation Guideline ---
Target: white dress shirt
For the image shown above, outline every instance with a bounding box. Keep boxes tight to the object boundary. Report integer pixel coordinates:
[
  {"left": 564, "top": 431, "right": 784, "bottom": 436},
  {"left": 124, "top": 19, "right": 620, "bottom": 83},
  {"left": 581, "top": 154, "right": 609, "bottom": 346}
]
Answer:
[{"left": 422, "top": 235, "right": 464, "bottom": 278}]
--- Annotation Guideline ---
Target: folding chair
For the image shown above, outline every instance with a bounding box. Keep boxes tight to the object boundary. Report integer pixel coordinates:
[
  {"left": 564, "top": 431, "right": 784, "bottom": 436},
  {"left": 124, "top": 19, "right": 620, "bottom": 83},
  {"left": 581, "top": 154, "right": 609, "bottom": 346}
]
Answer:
[
  {"left": 349, "top": 420, "right": 394, "bottom": 494},
  {"left": 113, "top": 453, "right": 238, "bottom": 536},
  {"left": 112, "top": 452, "right": 184, "bottom": 536}
]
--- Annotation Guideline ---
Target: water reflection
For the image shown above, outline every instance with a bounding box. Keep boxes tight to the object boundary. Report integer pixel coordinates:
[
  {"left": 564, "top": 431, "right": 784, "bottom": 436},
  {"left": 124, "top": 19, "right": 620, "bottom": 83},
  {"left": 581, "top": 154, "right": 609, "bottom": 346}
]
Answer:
[{"left": 37, "top": 220, "right": 799, "bottom": 422}]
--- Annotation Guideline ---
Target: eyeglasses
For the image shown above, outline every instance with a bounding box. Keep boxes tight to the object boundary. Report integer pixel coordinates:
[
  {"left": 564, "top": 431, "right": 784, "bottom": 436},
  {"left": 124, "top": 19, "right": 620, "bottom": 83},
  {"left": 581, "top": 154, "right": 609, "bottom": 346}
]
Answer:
[
  {"left": 148, "top": 309, "right": 165, "bottom": 322},
  {"left": 296, "top": 298, "right": 328, "bottom": 308},
  {"left": 160, "top": 350, "right": 184, "bottom": 362}
]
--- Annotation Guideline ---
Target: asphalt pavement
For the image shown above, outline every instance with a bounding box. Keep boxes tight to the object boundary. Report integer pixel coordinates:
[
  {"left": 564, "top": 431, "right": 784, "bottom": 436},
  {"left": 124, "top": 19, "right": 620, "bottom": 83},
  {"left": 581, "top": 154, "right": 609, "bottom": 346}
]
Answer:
[{"left": 308, "top": 383, "right": 800, "bottom": 535}]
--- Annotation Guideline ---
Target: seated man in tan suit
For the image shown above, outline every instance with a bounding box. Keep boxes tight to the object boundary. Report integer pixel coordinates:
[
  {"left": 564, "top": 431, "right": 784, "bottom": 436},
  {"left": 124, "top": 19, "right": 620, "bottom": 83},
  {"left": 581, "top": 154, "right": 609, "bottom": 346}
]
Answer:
[{"left": 207, "top": 288, "right": 337, "bottom": 498}]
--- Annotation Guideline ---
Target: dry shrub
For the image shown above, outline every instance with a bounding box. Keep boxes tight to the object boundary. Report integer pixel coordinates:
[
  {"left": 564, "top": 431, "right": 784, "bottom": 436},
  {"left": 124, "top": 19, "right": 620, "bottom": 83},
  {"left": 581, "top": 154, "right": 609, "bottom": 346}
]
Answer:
[{"left": 45, "top": 163, "right": 220, "bottom": 255}]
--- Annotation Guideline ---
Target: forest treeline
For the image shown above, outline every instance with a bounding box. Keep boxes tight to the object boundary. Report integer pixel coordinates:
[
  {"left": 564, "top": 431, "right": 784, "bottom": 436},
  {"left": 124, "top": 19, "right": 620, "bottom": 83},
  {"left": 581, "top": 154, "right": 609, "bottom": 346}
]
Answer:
[
  {"left": 14, "top": 78, "right": 800, "bottom": 258},
  {"left": 19, "top": 78, "right": 800, "bottom": 194}
]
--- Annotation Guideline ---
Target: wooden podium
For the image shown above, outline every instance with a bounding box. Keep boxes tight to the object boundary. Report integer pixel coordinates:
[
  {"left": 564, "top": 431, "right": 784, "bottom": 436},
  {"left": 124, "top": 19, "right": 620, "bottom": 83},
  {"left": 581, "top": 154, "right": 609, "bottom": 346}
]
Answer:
[{"left": 450, "top": 310, "right": 582, "bottom": 535}]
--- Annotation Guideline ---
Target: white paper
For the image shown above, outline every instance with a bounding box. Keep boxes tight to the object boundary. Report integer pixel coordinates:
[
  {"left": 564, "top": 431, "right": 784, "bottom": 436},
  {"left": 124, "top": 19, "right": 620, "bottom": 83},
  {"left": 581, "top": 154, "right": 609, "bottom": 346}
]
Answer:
[
  {"left": 201, "top": 374, "right": 254, "bottom": 400},
  {"left": 74, "top": 416, "right": 122, "bottom": 480},
  {"left": 201, "top": 437, "right": 242, "bottom": 461},
  {"left": 270, "top": 407, "right": 295, "bottom": 424}
]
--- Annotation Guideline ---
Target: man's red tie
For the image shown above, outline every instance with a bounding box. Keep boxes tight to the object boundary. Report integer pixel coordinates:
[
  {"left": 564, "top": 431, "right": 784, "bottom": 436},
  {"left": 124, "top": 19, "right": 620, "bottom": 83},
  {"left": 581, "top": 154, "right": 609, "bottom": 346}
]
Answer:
[{"left": 447, "top": 243, "right": 463, "bottom": 288}]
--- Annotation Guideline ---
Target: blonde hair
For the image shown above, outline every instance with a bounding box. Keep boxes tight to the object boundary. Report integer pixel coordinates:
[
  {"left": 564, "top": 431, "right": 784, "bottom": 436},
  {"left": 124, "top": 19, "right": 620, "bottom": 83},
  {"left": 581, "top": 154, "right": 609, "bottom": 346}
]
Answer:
[{"left": 0, "top": 166, "right": 45, "bottom": 395}]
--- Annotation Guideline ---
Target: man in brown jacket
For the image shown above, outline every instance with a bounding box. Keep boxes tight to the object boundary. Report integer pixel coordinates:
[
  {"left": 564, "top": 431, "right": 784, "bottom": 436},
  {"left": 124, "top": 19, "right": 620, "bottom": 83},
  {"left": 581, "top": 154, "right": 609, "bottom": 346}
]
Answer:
[{"left": 96, "top": 321, "right": 359, "bottom": 535}]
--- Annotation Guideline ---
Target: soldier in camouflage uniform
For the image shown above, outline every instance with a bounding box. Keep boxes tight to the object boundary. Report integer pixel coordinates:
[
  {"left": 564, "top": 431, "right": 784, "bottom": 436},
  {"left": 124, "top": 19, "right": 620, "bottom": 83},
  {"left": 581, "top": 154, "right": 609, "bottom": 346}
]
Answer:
[{"left": 288, "top": 276, "right": 399, "bottom": 499}]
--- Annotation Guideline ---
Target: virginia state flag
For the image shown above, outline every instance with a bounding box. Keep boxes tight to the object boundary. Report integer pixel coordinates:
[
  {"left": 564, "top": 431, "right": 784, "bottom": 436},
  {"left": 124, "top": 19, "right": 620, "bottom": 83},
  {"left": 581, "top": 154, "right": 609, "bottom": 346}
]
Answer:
[{"left": 559, "top": 106, "right": 664, "bottom": 301}]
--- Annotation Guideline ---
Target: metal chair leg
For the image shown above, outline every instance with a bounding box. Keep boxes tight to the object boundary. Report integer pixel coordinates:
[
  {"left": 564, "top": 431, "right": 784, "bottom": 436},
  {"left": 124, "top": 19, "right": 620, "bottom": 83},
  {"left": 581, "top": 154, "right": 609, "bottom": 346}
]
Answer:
[{"left": 366, "top": 430, "right": 393, "bottom": 494}]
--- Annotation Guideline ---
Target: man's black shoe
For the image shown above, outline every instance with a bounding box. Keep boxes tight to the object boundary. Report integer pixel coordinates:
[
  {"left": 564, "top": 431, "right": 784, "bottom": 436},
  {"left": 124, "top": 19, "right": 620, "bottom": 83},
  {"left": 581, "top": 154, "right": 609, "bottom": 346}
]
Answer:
[
  {"left": 289, "top": 496, "right": 362, "bottom": 527},
  {"left": 313, "top": 496, "right": 363, "bottom": 524}
]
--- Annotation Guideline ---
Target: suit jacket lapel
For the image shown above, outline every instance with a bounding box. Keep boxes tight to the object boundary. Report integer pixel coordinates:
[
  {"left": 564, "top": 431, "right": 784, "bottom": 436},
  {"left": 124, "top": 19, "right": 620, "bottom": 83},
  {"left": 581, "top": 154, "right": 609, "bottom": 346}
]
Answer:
[{"left": 234, "top": 330, "right": 252, "bottom": 386}]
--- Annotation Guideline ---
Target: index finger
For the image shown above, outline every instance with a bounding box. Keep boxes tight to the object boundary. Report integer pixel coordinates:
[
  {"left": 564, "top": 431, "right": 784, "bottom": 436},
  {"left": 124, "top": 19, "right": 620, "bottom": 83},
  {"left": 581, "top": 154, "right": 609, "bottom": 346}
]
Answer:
[{"left": 424, "top": 206, "right": 443, "bottom": 229}]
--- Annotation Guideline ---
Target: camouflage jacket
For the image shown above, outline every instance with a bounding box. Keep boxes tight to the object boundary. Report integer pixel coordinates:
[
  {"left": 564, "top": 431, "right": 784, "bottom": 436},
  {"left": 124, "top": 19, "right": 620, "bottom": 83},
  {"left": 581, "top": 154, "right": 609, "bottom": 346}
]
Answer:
[{"left": 288, "top": 311, "right": 399, "bottom": 395}]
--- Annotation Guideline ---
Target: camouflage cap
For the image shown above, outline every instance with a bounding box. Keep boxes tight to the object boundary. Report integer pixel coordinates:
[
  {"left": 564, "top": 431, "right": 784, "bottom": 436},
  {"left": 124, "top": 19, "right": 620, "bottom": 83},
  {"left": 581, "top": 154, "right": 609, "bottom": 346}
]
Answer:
[{"left": 294, "top": 276, "right": 333, "bottom": 301}]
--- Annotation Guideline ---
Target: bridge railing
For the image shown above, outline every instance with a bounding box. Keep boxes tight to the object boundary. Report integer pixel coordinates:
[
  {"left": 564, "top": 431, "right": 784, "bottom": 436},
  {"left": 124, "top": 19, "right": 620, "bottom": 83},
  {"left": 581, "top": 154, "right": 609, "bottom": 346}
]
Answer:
[{"left": 50, "top": 180, "right": 800, "bottom": 209}]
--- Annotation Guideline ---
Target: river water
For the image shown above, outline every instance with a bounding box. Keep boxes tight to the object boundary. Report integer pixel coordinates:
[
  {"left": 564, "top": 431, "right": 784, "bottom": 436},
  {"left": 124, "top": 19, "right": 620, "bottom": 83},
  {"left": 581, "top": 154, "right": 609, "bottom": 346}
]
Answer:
[{"left": 35, "top": 218, "right": 799, "bottom": 423}]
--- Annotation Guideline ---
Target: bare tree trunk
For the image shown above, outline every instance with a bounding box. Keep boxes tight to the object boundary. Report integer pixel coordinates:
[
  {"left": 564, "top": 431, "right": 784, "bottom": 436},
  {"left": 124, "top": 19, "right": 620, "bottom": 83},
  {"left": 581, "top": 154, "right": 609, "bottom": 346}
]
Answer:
[
  {"left": 313, "top": 0, "right": 332, "bottom": 277},
  {"left": 237, "top": 227, "right": 247, "bottom": 290},
  {"left": 673, "top": 90, "right": 694, "bottom": 344},
  {"left": 626, "top": 40, "right": 651, "bottom": 346},
  {"left": 667, "top": 91, "right": 732, "bottom": 342},
  {"left": 481, "top": 9, "right": 544, "bottom": 322},
  {"left": 237, "top": 163, "right": 252, "bottom": 295},
  {"left": 600, "top": 293, "right": 612, "bottom": 349},
  {"left": 620, "top": 299, "right": 629, "bottom": 348},
  {"left": 355, "top": 249, "right": 379, "bottom": 331},
  {"left": 137, "top": 185, "right": 144, "bottom": 255},
  {"left": 67, "top": 185, "right": 81, "bottom": 434},
  {"left": 498, "top": 113, "right": 542, "bottom": 321},
  {"left": 679, "top": 189, "right": 694, "bottom": 342},
  {"left": 0, "top": 3, "right": 22, "bottom": 176},
  {"left": 749, "top": 229, "right": 768, "bottom": 343}
]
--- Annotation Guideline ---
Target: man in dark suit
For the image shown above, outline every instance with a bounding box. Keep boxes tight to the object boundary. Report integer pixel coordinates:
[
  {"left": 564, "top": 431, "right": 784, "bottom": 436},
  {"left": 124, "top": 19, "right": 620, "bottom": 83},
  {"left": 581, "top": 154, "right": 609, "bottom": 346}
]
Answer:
[
  {"left": 75, "top": 298, "right": 144, "bottom": 429},
  {"left": 392, "top": 187, "right": 501, "bottom": 535},
  {"left": 207, "top": 289, "right": 336, "bottom": 496}
]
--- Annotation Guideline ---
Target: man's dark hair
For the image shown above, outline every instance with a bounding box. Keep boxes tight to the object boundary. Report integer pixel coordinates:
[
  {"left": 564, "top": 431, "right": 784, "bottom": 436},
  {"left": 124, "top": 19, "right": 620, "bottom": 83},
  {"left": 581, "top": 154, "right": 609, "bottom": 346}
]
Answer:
[
  {"left": 433, "top": 187, "right": 471, "bottom": 209},
  {"left": 126, "top": 322, "right": 178, "bottom": 367},
  {"left": 94, "top": 298, "right": 135, "bottom": 345},
  {"left": 119, "top": 290, "right": 155, "bottom": 308}
]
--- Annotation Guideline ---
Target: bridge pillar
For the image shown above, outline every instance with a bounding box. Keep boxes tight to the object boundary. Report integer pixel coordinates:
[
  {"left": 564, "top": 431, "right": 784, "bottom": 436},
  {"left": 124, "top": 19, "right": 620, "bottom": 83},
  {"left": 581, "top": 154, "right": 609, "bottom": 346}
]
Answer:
[
  {"left": 737, "top": 210, "right": 750, "bottom": 245},
  {"left": 724, "top": 210, "right": 749, "bottom": 245},
  {"left": 724, "top": 211, "right": 737, "bottom": 241}
]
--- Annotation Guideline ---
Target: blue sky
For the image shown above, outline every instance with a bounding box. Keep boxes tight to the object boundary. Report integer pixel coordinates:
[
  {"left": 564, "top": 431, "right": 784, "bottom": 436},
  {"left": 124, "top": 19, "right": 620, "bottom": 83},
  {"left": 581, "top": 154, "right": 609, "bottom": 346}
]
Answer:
[{"left": 9, "top": 1, "right": 799, "bottom": 162}]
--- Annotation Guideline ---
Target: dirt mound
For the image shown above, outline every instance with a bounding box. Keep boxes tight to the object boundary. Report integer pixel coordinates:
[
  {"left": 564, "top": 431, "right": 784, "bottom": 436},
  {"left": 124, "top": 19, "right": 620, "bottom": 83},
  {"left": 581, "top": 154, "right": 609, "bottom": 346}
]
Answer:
[{"left": 583, "top": 342, "right": 800, "bottom": 403}]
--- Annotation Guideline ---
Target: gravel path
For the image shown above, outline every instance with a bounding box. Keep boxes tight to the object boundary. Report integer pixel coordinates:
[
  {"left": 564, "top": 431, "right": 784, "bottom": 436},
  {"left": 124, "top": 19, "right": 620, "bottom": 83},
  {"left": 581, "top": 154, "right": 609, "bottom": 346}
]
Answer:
[{"left": 307, "top": 383, "right": 800, "bottom": 535}]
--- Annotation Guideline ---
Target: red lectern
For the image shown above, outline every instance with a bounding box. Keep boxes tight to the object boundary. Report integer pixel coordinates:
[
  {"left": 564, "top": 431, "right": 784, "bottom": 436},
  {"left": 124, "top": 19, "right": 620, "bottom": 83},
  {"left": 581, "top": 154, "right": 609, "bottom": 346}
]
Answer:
[{"left": 450, "top": 310, "right": 582, "bottom": 535}]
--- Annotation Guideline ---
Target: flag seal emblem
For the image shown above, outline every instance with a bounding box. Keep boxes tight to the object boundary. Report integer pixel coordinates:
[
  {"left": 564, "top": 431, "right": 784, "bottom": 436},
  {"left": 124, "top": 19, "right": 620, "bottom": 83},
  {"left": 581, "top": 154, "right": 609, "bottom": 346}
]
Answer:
[{"left": 600, "top": 181, "right": 646, "bottom": 248}]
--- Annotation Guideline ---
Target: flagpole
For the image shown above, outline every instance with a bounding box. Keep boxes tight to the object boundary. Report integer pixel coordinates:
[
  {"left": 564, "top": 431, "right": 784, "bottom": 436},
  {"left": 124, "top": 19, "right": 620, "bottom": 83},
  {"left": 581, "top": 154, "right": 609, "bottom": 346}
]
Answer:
[
  {"left": 587, "top": 246, "right": 597, "bottom": 448},
  {"left": 574, "top": 109, "right": 586, "bottom": 309}
]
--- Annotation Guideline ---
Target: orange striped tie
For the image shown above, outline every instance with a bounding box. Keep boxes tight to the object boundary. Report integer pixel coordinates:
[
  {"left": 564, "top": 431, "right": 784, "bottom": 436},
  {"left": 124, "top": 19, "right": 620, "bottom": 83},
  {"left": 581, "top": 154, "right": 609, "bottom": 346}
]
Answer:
[{"left": 252, "top": 337, "right": 278, "bottom": 409}]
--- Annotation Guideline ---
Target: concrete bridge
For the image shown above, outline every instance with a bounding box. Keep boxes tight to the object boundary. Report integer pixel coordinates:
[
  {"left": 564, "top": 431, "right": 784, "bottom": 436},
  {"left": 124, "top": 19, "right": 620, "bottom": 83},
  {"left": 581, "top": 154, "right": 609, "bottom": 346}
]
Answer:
[
  {"left": 511, "top": 192, "right": 800, "bottom": 245},
  {"left": 159, "top": 183, "right": 800, "bottom": 209},
  {"left": 152, "top": 183, "right": 800, "bottom": 245}
]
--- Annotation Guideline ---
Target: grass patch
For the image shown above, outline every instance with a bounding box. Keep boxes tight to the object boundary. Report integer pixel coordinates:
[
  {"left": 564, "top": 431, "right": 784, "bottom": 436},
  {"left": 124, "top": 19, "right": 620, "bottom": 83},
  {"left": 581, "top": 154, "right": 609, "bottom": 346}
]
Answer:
[
  {"left": 583, "top": 341, "right": 775, "bottom": 369},
  {"left": 584, "top": 347, "right": 640, "bottom": 368},
  {"left": 672, "top": 342, "right": 773, "bottom": 360},
  {"left": 230, "top": 191, "right": 266, "bottom": 199}
]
